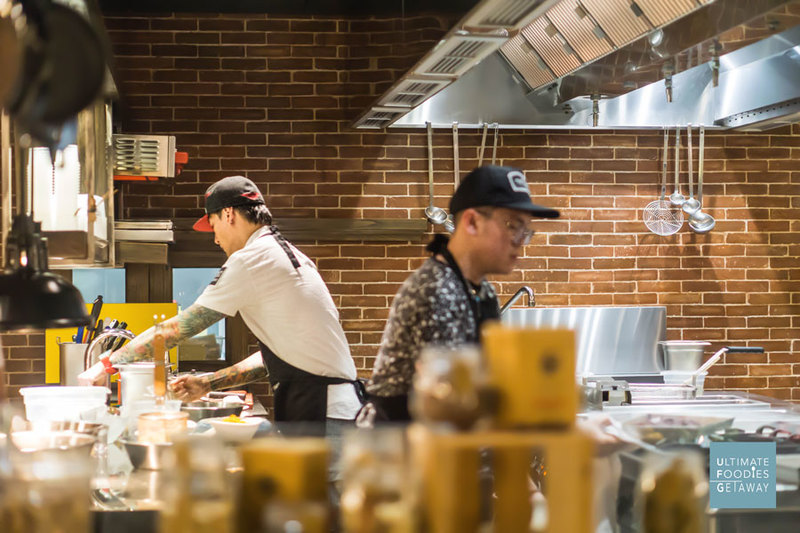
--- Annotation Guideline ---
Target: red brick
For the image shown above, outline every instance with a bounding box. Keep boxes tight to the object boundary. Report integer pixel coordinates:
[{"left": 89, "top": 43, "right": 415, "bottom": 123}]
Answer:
[{"left": 31, "top": 14, "right": 788, "bottom": 405}]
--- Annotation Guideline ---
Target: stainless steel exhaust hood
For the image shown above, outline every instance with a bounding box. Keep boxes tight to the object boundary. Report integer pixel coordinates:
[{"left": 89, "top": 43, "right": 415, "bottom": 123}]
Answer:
[{"left": 353, "top": 0, "right": 800, "bottom": 130}]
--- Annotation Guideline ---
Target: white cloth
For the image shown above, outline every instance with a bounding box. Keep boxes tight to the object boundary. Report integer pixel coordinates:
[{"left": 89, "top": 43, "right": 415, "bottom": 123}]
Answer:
[{"left": 196, "top": 226, "right": 360, "bottom": 419}]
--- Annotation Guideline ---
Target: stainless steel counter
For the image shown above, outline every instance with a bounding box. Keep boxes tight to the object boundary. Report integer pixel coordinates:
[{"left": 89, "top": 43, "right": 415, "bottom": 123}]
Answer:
[{"left": 599, "top": 390, "right": 800, "bottom": 533}]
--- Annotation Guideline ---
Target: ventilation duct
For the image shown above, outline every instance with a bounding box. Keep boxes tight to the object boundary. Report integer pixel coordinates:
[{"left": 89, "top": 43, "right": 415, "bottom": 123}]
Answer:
[{"left": 356, "top": 0, "right": 800, "bottom": 130}]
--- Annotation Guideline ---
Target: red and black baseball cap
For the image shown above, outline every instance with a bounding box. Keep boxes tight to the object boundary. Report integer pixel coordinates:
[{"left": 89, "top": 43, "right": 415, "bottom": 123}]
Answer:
[
  {"left": 449, "top": 165, "right": 560, "bottom": 218},
  {"left": 193, "top": 175, "right": 266, "bottom": 232}
]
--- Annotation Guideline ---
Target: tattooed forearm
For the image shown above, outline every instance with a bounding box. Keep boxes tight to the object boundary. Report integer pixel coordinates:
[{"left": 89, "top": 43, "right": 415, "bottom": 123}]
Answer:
[
  {"left": 206, "top": 352, "right": 267, "bottom": 391},
  {"left": 109, "top": 304, "right": 226, "bottom": 365}
]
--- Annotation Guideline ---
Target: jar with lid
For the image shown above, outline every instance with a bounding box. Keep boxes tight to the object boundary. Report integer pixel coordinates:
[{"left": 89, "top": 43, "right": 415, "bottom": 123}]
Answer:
[{"left": 411, "top": 344, "right": 488, "bottom": 431}]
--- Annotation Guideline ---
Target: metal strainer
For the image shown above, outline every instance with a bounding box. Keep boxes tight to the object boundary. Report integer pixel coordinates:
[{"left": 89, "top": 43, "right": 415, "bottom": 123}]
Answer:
[{"left": 644, "top": 128, "right": 684, "bottom": 236}]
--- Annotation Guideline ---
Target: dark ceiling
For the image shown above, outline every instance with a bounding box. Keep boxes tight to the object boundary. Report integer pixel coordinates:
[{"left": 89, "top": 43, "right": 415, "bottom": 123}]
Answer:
[{"left": 98, "top": 0, "right": 478, "bottom": 15}]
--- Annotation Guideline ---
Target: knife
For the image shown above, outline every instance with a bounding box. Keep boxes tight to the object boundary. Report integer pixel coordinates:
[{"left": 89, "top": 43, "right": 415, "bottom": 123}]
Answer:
[
  {"left": 111, "top": 322, "right": 128, "bottom": 352},
  {"left": 83, "top": 296, "right": 103, "bottom": 343},
  {"left": 101, "top": 320, "right": 119, "bottom": 351},
  {"left": 89, "top": 319, "right": 103, "bottom": 344}
]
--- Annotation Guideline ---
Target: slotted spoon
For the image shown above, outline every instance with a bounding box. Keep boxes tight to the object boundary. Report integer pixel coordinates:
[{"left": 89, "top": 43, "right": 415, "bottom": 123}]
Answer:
[{"left": 643, "top": 128, "right": 684, "bottom": 236}]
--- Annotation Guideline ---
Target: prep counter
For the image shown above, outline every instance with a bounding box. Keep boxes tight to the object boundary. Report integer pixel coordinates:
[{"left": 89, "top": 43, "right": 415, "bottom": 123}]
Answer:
[{"left": 599, "top": 390, "right": 800, "bottom": 533}]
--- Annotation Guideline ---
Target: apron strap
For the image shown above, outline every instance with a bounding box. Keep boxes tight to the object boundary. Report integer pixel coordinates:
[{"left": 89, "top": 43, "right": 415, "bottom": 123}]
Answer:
[
  {"left": 254, "top": 225, "right": 361, "bottom": 426},
  {"left": 269, "top": 225, "right": 301, "bottom": 269},
  {"left": 438, "top": 247, "right": 483, "bottom": 339},
  {"left": 435, "top": 242, "right": 500, "bottom": 339}
]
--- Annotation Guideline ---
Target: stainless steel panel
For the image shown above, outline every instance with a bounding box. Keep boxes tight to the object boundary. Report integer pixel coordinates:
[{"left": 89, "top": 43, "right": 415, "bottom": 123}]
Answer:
[
  {"left": 366, "top": 0, "right": 799, "bottom": 130},
  {"left": 580, "top": 0, "right": 651, "bottom": 47},
  {"left": 714, "top": 34, "right": 800, "bottom": 127},
  {"left": 500, "top": 35, "right": 555, "bottom": 88},
  {"left": 718, "top": 97, "right": 800, "bottom": 131},
  {"left": 393, "top": 51, "right": 718, "bottom": 128},
  {"left": 555, "top": 0, "right": 792, "bottom": 104},
  {"left": 523, "top": 17, "right": 582, "bottom": 76},
  {"left": 546, "top": 0, "right": 613, "bottom": 63},
  {"left": 396, "top": 54, "right": 568, "bottom": 128},
  {"left": 502, "top": 306, "right": 666, "bottom": 376}
]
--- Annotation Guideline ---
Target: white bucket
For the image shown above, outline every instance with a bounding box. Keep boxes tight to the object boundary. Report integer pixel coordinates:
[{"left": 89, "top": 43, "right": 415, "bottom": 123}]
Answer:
[
  {"left": 19, "top": 386, "right": 110, "bottom": 422},
  {"left": 116, "top": 363, "right": 155, "bottom": 412}
]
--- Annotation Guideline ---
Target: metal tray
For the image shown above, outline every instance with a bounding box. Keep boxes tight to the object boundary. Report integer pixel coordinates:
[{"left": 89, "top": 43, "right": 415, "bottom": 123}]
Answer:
[
  {"left": 621, "top": 413, "right": 734, "bottom": 444},
  {"left": 629, "top": 383, "right": 696, "bottom": 401},
  {"left": 180, "top": 400, "right": 242, "bottom": 422}
]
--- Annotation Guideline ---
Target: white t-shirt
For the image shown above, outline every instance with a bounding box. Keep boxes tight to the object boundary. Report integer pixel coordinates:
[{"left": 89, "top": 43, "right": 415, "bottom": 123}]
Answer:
[{"left": 195, "top": 226, "right": 361, "bottom": 419}]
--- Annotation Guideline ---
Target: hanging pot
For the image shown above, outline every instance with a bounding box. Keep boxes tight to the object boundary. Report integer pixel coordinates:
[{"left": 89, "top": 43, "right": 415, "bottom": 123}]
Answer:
[{"left": 6, "top": 1, "right": 105, "bottom": 132}]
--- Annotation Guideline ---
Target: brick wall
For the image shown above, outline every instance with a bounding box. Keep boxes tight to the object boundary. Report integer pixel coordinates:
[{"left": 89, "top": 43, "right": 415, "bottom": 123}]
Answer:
[
  {"left": 2, "top": 12, "right": 799, "bottom": 403},
  {"left": 1, "top": 333, "right": 46, "bottom": 399}
]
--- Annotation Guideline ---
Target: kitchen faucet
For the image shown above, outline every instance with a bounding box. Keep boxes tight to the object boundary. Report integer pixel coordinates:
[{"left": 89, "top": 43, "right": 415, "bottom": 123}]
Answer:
[
  {"left": 84, "top": 328, "right": 136, "bottom": 372},
  {"left": 500, "top": 286, "right": 535, "bottom": 315}
]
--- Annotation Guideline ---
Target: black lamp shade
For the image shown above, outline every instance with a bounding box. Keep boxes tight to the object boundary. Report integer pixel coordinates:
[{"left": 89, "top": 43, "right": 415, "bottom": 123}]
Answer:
[{"left": 0, "top": 268, "right": 90, "bottom": 331}]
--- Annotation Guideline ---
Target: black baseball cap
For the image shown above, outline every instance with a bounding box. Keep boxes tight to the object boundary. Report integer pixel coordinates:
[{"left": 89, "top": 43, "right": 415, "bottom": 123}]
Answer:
[
  {"left": 193, "top": 175, "right": 266, "bottom": 232},
  {"left": 449, "top": 165, "right": 560, "bottom": 218}
]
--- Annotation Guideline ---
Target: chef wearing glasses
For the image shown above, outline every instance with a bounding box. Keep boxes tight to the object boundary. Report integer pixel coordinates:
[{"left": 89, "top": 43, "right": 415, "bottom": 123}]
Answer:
[{"left": 363, "top": 165, "right": 560, "bottom": 422}]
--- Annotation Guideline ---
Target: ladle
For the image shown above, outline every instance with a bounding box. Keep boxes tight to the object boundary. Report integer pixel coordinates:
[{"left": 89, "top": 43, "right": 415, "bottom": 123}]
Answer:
[
  {"left": 491, "top": 123, "right": 499, "bottom": 165},
  {"left": 452, "top": 122, "right": 459, "bottom": 188},
  {"left": 441, "top": 123, "right": 460, "bottom": 234},
  {"left": 477, "top": 123, "right": 488, "bottom": 166},
  {"left": 668, "top": 128, "right": 685, "bottom": 206},
  {"left": 424, "top": 122, "right": 448, "bottom": 225},
  {"left": 688, "top": 126, "right": 716, "bottom": 233},
  {"left": 682, "top": 124, "right": 701, "bottom": 215}
]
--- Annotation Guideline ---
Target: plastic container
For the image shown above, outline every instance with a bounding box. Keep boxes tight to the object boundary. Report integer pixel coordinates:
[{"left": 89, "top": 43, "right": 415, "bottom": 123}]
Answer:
[
  {"left": 19, "top": 386, "right": 110, "bottom": 422},
  {"left": 661, "top": 371, "right": 707, "bottom": 395},
  {"left": 116, "top": 363, "right": 155, "bottom": 410},
  {"left": 137, "top": 411, "right": 189, "bottom": 444},
  {"left": 123, "top": 399, "right": 182, "bottom": 433}
]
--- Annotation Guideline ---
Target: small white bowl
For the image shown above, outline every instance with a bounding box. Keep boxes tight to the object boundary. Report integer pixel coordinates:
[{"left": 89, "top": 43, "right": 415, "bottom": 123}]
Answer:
[{"left": 206, "top": 416, "right": 261, "bottom": 442}]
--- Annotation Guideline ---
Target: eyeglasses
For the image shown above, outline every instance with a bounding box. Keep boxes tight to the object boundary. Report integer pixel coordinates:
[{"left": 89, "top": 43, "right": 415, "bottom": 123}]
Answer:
[{"left": 474, "top": 208, "right": 535, "bottom": 245}]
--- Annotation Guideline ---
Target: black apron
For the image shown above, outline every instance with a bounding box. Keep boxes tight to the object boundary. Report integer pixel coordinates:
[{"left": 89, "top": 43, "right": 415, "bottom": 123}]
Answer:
[
  {"left": 368, "top": 236, "right": 499, "bottom": 423},
  {"left": 258, "top": 226, "right": 364, "bottom": 435},
  {"left": 434, "top": 236, "right": 501, "bottom": 340}
]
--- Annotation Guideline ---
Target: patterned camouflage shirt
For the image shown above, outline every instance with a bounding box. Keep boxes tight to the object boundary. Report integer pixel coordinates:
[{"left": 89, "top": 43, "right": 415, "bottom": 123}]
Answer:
[{"left": 367, "top": 257, "right": 497, "bottom": 397}]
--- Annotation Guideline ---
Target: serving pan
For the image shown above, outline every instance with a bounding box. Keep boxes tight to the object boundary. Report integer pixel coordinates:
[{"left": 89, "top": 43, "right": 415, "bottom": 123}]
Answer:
[
  {"left": 622, "top": 413, "right": 734, "bottom": 445},
  {"left": 180, "top": 400, "right": 243, "bottom": 422},
  {"left": 120, "top": 439, "right": 172, "bottom": 470}
]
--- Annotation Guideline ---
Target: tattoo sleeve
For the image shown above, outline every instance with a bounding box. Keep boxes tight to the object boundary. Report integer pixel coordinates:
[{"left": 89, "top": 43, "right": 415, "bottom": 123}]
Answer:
[
  {"left": 109, "top": 304, "right": 225, "bottom": 365},
  {"left": 207, "top": 352, "right": 267, "bottom": 391}
]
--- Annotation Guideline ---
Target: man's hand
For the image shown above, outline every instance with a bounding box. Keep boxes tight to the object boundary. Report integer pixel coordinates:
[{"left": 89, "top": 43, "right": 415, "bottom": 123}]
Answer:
[
  {"left": 170, "top": 375, "right": 211, "bottom": 402},
  {"left": 578, "top": 415, "right": 635, "bottom": 457},
  {"left": 77, "top": 361, "right": 107, "bottom": 386}
]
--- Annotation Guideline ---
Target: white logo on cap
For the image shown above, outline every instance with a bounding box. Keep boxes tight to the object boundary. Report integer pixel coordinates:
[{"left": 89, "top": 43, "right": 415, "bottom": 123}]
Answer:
[{"left": 507, "top": 170, "right": 530, "bottom": 193}]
